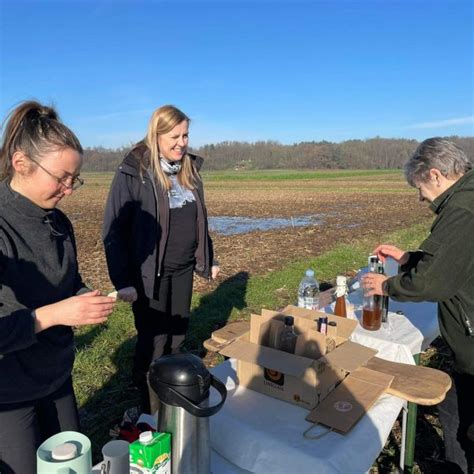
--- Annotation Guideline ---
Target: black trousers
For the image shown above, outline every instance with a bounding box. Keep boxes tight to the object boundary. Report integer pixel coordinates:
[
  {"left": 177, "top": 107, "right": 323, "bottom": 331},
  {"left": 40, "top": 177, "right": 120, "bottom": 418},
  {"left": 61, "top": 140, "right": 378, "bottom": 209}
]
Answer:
[
  {"left": 439, "top": 371, "right": 474, "bottom": 473},
  {"left": 132, "top": 265, "right": 194, "bottom": 413},
  {"left": 0, "top": 377, "right": 79, "bottom": 474}
]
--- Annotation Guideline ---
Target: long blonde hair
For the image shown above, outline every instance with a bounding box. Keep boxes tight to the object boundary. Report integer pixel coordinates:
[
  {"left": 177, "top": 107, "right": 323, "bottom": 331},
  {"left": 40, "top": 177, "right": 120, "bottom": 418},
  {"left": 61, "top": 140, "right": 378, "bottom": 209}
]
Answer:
[{"left": 144, "top": 105, "right": 199, "bottom": 191}]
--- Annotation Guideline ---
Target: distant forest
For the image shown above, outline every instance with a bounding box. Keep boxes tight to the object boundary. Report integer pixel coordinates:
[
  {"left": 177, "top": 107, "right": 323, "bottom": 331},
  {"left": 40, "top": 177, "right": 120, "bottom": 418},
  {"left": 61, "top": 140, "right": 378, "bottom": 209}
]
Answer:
[{"left": 82, "top": 136, "right": 474, "bottom": 172}]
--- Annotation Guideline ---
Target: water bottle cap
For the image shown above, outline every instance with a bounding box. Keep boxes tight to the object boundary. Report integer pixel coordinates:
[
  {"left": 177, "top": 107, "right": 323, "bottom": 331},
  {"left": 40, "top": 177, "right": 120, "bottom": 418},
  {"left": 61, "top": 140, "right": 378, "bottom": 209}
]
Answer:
[
  {"left": 51, "top": 442, "right": 77, "bottom": 461},
  {"left": 305, "top": 269, "right": 314, "bottom": 277},
  {"left": 139, "top": 431, "right": 153, "bottom": 444}
]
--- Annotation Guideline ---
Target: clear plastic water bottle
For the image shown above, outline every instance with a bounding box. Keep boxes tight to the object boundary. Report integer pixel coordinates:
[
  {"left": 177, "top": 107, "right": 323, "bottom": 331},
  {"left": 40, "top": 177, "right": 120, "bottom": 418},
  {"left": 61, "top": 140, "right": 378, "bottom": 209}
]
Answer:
[{"left": 297, "top": 269, "right": 320, "bottom": 310}]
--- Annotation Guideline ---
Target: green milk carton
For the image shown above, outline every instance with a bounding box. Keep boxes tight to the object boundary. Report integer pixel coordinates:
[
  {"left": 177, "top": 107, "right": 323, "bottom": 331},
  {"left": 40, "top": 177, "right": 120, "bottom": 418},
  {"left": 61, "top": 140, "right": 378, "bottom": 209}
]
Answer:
[{"left": 129, "top": 431, "right": 171, "bottom": 473}]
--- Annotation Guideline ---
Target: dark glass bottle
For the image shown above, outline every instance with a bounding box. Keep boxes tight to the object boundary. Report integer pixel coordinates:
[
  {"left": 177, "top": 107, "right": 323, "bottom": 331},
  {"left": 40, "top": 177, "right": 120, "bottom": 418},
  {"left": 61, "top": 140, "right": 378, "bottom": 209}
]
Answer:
[
  {"left": 278, "top": 316, "right": 298, "bottom": 353},
  {"left": 377, "top": 261, "right": 389, "bottom": 323}
]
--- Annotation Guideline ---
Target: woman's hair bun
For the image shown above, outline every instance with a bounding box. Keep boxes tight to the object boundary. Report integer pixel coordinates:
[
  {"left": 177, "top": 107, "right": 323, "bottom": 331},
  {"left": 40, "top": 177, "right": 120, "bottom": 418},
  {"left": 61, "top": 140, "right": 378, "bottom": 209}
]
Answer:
[{"left": 25, "top": 104, "right": 58, "bottom": 122}]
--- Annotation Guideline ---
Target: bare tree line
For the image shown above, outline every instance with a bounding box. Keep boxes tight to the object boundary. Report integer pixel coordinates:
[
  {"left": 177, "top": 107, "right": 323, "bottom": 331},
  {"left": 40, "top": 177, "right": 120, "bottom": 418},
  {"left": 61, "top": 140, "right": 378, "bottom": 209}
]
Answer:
[{"left": 82, "top": 136, "right": 474, "bottom": 172}]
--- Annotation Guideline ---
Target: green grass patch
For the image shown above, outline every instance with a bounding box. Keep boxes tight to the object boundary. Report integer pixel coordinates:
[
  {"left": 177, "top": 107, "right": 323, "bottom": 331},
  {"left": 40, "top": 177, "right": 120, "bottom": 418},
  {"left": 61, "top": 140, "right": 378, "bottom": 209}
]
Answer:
[
  {"left": 79, "top": 170, "right": 410, "bottom": 195},
  {"left": 81, "top": 169, "right": 404, "bottom": 185},
  {"left": 201, "top": 169, "right": 403, "bottom": 181}
]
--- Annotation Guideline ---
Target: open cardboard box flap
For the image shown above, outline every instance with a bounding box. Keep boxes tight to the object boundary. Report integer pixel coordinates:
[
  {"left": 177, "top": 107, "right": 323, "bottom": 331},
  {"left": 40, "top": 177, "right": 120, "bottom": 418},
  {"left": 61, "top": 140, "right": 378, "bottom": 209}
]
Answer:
[
  {"left": 219, "top": 337, "right": 315, "bottom": 377},
  {"left": 219, "top": 311, "right": 374, "bottom": 379},
  {"left": 321, "top": 340, "right": 377, "bottom": 372},
  {"left": 306, "top": 367, "right": 394, "bottom": 433}
]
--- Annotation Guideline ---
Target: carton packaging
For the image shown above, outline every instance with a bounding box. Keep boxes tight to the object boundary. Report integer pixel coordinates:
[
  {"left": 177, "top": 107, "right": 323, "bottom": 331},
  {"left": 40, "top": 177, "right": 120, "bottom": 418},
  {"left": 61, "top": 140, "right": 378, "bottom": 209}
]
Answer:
[
  {"left": 218, "top": 305, "right": 379, "bottom": 411},
  {"left": 129, "top": 432, "right": 171, "bottom": 474}
]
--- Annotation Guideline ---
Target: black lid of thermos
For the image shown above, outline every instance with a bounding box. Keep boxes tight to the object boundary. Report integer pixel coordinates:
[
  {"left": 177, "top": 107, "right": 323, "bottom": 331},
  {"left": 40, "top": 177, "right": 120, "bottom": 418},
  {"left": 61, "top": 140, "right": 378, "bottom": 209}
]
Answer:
[
  {"left": 149, "top": 353, "right": 211, "bottom": 407},
  {"left": 149, "top": 354, "right": 227, "bottom": 417}
]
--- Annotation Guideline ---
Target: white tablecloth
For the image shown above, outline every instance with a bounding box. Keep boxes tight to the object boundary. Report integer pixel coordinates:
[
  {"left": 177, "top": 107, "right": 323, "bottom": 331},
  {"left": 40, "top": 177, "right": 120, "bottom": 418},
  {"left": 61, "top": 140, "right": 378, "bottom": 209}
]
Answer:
[{"left": 209, "top": 359, "right": 406, "bottom": 474}]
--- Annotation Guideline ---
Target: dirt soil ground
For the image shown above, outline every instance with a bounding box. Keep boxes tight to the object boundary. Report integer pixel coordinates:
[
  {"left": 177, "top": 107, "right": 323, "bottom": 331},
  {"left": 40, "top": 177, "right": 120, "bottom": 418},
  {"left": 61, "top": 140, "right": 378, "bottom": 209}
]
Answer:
[{"left": 61, "top": 184, "right": 431, "bottom": 294}]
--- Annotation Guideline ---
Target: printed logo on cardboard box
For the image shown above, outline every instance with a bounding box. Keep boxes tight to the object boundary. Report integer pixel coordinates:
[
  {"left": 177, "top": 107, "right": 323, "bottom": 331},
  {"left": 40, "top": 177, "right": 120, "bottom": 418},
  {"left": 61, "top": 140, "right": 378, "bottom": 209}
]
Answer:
[{"left": 264, "top": 368, "right": 284, "bottom": 386}]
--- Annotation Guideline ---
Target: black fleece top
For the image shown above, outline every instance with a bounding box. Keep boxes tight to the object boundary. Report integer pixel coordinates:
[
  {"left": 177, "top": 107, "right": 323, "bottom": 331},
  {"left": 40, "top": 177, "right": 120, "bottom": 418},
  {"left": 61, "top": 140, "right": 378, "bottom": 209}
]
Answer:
[
  {"left": 387, "top": 170, "right": 474, "bottom": 375},
  {"left": 0, "top": 181, "right": 87, "bottom": 403}
]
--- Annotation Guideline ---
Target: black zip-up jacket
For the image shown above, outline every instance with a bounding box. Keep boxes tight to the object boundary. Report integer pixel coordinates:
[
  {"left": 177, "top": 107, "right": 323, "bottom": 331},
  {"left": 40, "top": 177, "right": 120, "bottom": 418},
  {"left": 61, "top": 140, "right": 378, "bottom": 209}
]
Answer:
[
  {"left": 0, "top": 181, "right": 87, "bottom": 403},
  {"left": 102, "top": 144, "right": 214, "bottom": 300},
  {"left": 387, "top": 170, "right": 474, "bottom": 375}
]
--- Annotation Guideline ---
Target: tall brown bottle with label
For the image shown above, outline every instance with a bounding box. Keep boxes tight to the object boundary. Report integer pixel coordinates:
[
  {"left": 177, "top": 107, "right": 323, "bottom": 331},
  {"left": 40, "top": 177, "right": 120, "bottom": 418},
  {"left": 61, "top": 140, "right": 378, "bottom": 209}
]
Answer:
[{"left": 334, "top": 275, "right": 347, "bottom": 317}]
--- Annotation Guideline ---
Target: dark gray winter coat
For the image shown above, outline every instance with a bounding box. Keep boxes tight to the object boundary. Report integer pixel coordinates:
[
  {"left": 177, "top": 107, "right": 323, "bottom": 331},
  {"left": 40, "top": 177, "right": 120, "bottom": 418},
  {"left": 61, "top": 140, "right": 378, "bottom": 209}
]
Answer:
[{"left": 102, "top": 144, "right": 214, "bottom": 300}]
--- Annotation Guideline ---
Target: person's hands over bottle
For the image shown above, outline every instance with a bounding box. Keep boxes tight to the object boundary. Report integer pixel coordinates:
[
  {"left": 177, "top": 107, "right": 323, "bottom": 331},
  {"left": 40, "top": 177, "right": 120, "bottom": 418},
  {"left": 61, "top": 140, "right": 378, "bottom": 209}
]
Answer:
[
  {"left": 34, "top": 290, "right": 116, "bottom": 332},
  {"left": 361, "top": 273, "right": 389, "bottom": 297},
  {"left": 373, "top": 244, "right": 409, "bottom": 265}
]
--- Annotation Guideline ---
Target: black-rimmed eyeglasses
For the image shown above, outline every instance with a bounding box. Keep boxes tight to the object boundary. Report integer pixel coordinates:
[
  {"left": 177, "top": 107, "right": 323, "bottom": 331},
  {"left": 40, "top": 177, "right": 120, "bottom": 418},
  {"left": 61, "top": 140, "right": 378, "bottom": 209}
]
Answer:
[{"left": 28, "top": 156, "right": 84, "bottom": 190}]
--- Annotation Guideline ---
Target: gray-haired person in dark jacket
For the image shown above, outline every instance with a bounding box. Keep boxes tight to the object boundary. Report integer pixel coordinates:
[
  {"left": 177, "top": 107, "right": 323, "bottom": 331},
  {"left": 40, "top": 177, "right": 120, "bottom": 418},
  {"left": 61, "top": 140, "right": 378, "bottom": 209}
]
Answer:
[
  {"left": 0, "top": 101, "right": 115, "bottom": 474},
  {"left": 102, "top": 105, "right": 219, "bottom": 413},
  {"left": 363, "top": 138, "right": 474, "bottom": 473}
]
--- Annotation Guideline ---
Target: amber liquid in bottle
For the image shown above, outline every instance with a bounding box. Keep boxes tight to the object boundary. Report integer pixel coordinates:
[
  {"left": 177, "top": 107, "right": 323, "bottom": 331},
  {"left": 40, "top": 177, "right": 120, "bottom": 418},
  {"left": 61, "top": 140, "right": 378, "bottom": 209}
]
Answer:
[
  {"left": 361, "top": 256, "right": 382, "bottom": 331},
  {"left": 334, "top": 295, "right": 347, "bottom": 317},
  {"left": 362, "top": 307, "right": 382, "bottom": 331},
  {"left": 334, "top": 275, "right": 348, "bottom": 317}
]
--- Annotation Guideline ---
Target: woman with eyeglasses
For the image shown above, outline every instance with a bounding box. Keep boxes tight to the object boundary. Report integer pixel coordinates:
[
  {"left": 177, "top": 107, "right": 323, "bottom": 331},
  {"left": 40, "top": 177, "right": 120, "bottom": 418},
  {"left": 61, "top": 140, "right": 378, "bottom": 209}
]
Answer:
[
  {"left": 0, "top": 101, "right": 116, "bottom": 474},
  {"left": 103, "top": 105, "right": 219, "bottom": 413}
]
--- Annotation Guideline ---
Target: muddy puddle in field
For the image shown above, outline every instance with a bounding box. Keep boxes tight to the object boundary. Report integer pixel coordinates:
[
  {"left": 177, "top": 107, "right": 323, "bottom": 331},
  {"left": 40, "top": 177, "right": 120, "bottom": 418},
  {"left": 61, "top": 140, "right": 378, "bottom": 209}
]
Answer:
[
  {"left": 208, "top": 212, "right": 364, "bottom": 235},
  {"left": 208, "top": 214, "right": 324, "bottom": 235}
]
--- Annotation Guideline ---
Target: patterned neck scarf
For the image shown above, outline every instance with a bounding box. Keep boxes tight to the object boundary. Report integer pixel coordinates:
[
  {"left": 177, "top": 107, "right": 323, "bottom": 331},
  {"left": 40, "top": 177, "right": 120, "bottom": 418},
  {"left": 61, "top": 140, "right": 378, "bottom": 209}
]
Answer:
[
  {"left": 167, "top": 175, "right": 196, "bottom": 209},
  {"left": 160, "top": 158, "right": 182, "bottom": 175},
  {"left": 159, "top": 158, "right": 195, "bottom": 209}
]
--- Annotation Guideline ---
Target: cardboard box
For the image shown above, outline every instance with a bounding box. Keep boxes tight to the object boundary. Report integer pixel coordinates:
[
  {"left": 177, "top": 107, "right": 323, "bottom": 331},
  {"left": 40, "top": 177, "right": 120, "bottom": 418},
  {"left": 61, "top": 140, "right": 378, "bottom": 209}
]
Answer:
[{"left": 219, "top": 305, "right": 377, "bottom": 410}]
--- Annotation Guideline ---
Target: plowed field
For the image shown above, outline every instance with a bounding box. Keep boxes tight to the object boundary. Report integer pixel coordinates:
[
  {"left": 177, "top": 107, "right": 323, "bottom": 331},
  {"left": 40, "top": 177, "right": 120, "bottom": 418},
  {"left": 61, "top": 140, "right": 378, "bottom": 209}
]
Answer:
[{"left": 60, "top": 171, "right": 431, "bottom": 293}]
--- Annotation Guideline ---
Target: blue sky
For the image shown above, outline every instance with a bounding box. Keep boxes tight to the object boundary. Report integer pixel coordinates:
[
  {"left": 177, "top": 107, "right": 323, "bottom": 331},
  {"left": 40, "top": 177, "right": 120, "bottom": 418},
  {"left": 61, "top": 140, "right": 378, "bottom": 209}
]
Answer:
[{"left": 0, "top": 0, "right": 472, "bottom": 148}]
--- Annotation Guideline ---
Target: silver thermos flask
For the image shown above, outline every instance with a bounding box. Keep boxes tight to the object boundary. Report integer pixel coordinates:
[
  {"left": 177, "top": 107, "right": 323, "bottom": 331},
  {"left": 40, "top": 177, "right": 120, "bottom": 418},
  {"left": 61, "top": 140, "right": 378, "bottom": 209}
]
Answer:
[{"left": 148, "top": 353, "right": 227, "bottom": 474}]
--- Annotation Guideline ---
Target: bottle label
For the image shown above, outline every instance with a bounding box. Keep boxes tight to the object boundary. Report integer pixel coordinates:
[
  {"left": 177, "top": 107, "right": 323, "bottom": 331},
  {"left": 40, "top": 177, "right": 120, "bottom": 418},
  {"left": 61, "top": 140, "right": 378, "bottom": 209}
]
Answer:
[{"left": 297, "top": 297, "right": 319, "bottom": 310}]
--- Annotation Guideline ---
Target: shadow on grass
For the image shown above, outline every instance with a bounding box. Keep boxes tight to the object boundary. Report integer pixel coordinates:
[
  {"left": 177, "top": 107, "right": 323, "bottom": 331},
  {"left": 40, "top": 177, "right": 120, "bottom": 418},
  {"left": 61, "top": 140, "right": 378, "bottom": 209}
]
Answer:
[
  {"left": 77, "top": 334, "right": 140, "bottom": 464},
  {"left": 74, "top": 325, "right": 106, "bottom": 351},
  {"left": 185, "top": 271, "right": 249, "bottom": 354}
]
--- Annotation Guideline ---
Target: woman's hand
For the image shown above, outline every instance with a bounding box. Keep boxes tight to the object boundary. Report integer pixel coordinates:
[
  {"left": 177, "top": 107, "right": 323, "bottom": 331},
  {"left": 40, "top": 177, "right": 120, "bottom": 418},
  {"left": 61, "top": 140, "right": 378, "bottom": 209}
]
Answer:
[
  {"left": 211, "top": 265, "right": 220, "bottom": 280},
  {"left": 373, "top": 244, "right": 409, "bottom": 265},
  {"left": 117, "top": 286, "right": 138, "bottom": 303},
  {"left": 34, "top": 290, "right": 116, "bottom": 332},
  {"left": 361, "top": 273, "right": 389, "bottom": 296}
]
